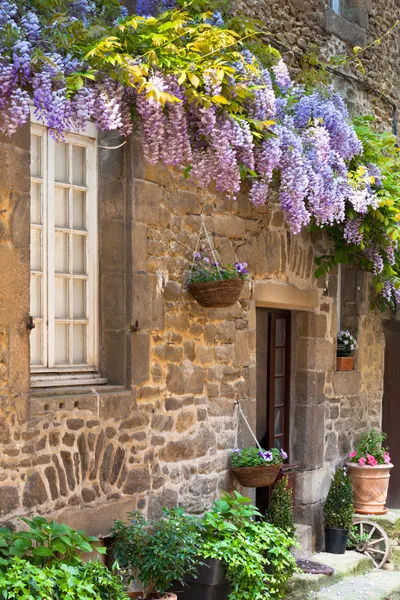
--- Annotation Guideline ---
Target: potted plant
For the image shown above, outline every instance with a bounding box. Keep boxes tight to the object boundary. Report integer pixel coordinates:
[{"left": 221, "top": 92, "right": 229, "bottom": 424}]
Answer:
[
  {"left": 231, "top": 446, "right": 286, "bottom": 488},
  {"left": 266, "top": 476, "right": 296, "bottom": 538},
  {"left": 111, "top": 508, "right": 201, "bottom": 600},
  {"left": 347, "top": 429, "right": 393, "bottom": 515},
  {"left": 0, "top": 516, "right": 128, "bottom": 599},
  {"left": 337, "top": 330, "right": 358, "bottom": 371},
  {"left": 188, "top": 253, "right": 248, "bottom": 308},
  {"left": 177, "top": 492, "right": 297, "bottom": 600},
  {"left": 323, "top": 467, "right": 354, "bottom": 554}
]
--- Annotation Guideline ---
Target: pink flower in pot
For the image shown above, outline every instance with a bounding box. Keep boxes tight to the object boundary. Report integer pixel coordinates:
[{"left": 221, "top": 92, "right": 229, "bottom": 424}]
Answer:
[
  {"left": 349, "top": 451, "right": 357, "bottom": 459},
  {"left": 384, "top": 452, "right": 391, "bottom": 464},
  {"left": 367, "top": 454, "right": 378, "bottom": 466},
  {"left": 358, "top": 457, "right": 366, "bottom": 466}
]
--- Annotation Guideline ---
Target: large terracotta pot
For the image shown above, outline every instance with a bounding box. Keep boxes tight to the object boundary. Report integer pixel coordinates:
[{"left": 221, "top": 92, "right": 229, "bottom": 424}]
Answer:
[{"left": 347, "top": 462, "right": 393, "bottom": 515}]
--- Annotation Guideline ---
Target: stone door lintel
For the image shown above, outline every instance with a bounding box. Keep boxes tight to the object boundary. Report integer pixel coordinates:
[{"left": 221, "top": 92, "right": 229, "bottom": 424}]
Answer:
[{"left": 253, "top": 281, "right": 320, "bottom": 312}]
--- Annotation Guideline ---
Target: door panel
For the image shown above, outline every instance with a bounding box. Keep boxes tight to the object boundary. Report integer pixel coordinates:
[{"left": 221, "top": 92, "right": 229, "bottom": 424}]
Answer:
[{"left": 383, "top": 321, "right": 400, "bottom": 508}]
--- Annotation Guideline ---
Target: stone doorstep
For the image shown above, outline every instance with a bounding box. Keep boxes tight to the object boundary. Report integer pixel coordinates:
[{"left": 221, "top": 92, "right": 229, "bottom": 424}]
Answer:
[
  {"left": 312, "top": 571, "right": 400, "bottom": 600},
  {"left": 286, "top": 551, "right": 373, "bottom": 599}
]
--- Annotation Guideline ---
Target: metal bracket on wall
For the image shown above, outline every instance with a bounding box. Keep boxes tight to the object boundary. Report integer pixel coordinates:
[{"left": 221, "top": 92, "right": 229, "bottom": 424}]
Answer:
[
  {"left": 27, "top": 316, "right": 36, "bottom": 332},
  {"left": 129, "top": 320, "right": 141, "bottom": 333}
]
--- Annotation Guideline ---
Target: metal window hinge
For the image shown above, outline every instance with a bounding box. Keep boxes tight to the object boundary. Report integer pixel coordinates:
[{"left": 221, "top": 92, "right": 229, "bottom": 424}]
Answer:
[{"left": 27, "top": 316, "right": 36, "bottom": 332}]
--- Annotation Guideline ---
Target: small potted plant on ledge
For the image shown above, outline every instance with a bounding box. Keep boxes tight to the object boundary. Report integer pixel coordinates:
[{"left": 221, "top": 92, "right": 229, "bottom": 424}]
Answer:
[
  {"left": 231, "top": 446, "right": 287, "bottom": 488},
  {"left": 111, "top": 508, "right": 201, "bottom": 600},
  {"left": 337, "top": 330, "right": 358, "bottom": 371},
  {"left": 324, "top": 467, "right": 354, "bottom": 554},
  {"left": 347, "top": 429, "right": 393, "bottom": 515},
  {"left": 188, "top": 253, "right": 249, "bottom": 308}
]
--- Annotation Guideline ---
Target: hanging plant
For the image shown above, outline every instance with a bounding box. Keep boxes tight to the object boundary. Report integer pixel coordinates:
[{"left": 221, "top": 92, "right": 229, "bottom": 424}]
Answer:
[
  {"left": 188, "top": 253, "right": 248, "bottom": 308},
  {"left": 231, "top": 447, "right": 287, "bottom": 488}
]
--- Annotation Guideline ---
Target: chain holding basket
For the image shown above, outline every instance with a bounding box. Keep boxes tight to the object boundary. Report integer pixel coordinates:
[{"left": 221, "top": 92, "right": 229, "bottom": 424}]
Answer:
[{"left": 187, "top": 214, "right": 248, "bottom": 308}]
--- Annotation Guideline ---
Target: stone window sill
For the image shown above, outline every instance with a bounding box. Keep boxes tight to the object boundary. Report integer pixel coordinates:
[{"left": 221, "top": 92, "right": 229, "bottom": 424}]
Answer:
[
  {"left": 322, "top": 7, "right": 367, "bottom": 47},
  {"left": 29, "top": 385, "right": 133, "bottom": 419}
]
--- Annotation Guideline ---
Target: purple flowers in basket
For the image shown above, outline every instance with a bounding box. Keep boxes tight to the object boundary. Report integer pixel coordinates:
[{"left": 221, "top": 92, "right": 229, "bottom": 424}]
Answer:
[
  {"left": 232, "top": 447, "right": 287, "bottom": 468},
  {"left": 189, "top": 252, "right": 249, "bottom": 285}
]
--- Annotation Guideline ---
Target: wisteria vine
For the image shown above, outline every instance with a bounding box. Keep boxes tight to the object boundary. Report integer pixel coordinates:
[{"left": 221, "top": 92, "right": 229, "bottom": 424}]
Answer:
[{"left": 0, "top": 0, "right": 399, "bottom": 309}]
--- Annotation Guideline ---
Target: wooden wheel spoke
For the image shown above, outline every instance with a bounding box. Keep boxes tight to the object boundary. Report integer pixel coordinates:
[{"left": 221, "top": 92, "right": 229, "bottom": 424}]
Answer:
[
  {"left": 366, "top": 551, "right": 378, "bottom": 568},
  {"left": 367, "top": 526, "right": 376, "bottom": 540},
  {"left": 368, "top": 548, "right": 385, "bottom": 555},
  {"left": 368, "top": 537, "right": 385, "bottom": 547}
]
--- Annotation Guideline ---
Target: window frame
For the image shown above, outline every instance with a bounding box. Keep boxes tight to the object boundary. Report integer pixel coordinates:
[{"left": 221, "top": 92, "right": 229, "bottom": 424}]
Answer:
[
  {"left": 330, "top": 0, "right": 341, "bottom": 14},
  {"left": 30, "top": 115, "right": 103, "bottom": 386}
]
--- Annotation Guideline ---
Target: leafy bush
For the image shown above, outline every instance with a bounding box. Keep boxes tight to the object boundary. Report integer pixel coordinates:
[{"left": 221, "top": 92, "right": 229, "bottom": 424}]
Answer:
[
  {"left": 231, "top": 446, "right": 286, "bottom": 468},
  {"left": 323, "top": 468, "right": 354, "bottom": 530},
  {"left": 111, "top": 508, "right": 201, "bottom": 599},
  {"left": 267, "top": 477, "right": 295, "bottom": 538},
  {"left": 0, "top": 557, "right": 129, "bottom": 600},
  {"left": 0, "top": 517, "right": 127, "bottom": 600},
  {"left": 0, "top": 516, "right": 105, "bottom": 567},
  {"left": 200, "top": 492, "right": 297, "bottom": 600}
]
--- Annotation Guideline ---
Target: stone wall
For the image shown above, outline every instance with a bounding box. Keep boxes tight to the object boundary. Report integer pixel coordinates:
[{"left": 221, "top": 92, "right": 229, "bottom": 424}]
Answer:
[{"left": 0, "top": 0, "right": 395, "bottom": 549}]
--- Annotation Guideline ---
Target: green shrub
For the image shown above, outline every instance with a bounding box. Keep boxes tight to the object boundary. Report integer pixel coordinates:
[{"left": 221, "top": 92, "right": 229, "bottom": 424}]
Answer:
[
  {"left": 0, "top": 516, "right": 104, "bottom": 566},
  {"left": 267, "top": 477, "right": 295, "bottom": 537},
  {"left": 200, "top": 492, "right": 297, "bottom": 600},
  {"left": 323, "top": 468, "right": 354, "bottom": 530},
  {"left": 111, "top": 508, "right": 201, "bottom": 599}
]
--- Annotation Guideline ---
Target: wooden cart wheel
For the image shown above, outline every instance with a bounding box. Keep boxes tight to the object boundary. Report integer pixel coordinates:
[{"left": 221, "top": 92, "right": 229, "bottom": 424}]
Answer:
[{"left": 352, "top": 520, "right": 390, "bottom": 569}]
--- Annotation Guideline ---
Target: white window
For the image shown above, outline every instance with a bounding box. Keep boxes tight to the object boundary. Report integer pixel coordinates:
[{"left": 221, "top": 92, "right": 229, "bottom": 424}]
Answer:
[
  {"left": 330, "top": 0, "right": 341, "bottom": 14},
  {"left": 30, "top": 120, "right": 104, "bottom": 387}
]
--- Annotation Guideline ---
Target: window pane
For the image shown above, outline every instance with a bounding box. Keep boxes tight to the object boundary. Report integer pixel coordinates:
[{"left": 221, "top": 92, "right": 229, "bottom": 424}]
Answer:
[
  {"left": 73, "top": 146, "right": 86, "bottom": 186},
  {"left": 274, "top": 438, "right": 283, "bottom": 450},
  {"left": 30, "top": 322, "right": 42, "bottom": 365},
  {"left": 73, "top": 279, "right": 86, "bottom": 318},
  {"left": 73, "top": 190, "right": 86, "bottom": 230},
  {"left": 73, "top": 235, "right": 86, "bottom": 274},
  {"left": 31, "top": 228, "right": 42, "bottom": 271},
  {"left": 275, "top": 377, "right": 284, "bottom": 406},
  {"left": 55, "top": 232, "right": 69, "bottom": 273},
  {"left": 275, "top": 348, "right": 285, "bottom": 377},
  {"left": 31, "top": 182, "right": 42, "bottom": 225},
  {"left": 31, "top": 135, "right": 41, "bottom": 178},
  {"left": 55, "top": 187, "right": 69, "bottom": 228},
  {"left": 55, "top": 277, "right": 69, "bottom": 319},
  {"left": 274, "top": 409, "right": 283, "bottom": 436},
  {"left": 73, "top": 324, "right": 86, "bottom": 364},
  {"left": 55, "top": 323, "right": 69, "bottom": 364},
  {"left": 276, "top": 318, "right": 286, "bottom": 346},
  {"left": 55, "top": 142, "right": 69, "bottom": 183},
  {"left": 30, "top": 274, "right": 42, "bottom": 318}
]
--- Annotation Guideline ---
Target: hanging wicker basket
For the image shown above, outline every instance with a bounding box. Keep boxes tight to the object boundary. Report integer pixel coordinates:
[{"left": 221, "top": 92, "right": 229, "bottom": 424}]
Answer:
[
  {"left": 231, "top": 463, "right": 281, "bottom": 488},
  {"left": 188, "top": 278, "right": 244, "bottom": 308}
]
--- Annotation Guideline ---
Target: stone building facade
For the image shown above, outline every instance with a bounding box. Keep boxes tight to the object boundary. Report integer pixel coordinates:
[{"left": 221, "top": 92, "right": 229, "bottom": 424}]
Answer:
[{"left": 0, "top": 0, "right": 398, "bottom": 550}]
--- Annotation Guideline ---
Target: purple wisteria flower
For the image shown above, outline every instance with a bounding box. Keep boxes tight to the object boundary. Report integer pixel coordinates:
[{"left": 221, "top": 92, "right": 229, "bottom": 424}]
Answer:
[
  {"left": 280, "top": 449, "right": 288, "bottom": 460},
  {"left": 193, "top": 251, "right": 201, "bottom": 260}
]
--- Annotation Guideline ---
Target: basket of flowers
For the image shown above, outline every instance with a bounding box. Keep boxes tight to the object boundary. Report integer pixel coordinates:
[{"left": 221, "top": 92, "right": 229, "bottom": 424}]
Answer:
[
  {"left": 188, "top": 253, "right": 248, "bottom": 308},
  {"left": 231, "top": 447, "right": 287, "bottom": 488}
]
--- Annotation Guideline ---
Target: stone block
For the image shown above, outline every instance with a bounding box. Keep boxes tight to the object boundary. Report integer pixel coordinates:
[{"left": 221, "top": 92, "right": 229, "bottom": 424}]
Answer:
[
  {"left": 99, "top": 392, "right": 133, "bottom": 420},
  {"left": 123, "top": 467, "right": 151, "bottom": 494},
  {"left": 147, "top": 488, "right": 178, "bottom": 520},
  {"left": 100, "top": 220, "right": 125, "bottom": 272},
  {"left": 132, "top": 272, "right": 164, "bottom": 331},
  {"left": 176, "top": 410, "right": 195, "bottom": 433},
  {"left": 208, "top": 399, "right": 236, "bottom": 418},
  {"left": 133, "top": 181, "right": 163, "bottom": 225},
  {"left": 172, "top": 190, "right": 201, "bottom": 214},
  {"left": 205, "top": 215, "right": 246, "bottom": 239},
  {"left": 161, "top": 428, "right": 216, "bottom": 462},
  {"left": 102, "top": 272, "right": 125, "bottom": 331},
  {"left": 293, "top": 405, "right": 325, "bottom": 470},
  {"left": 132, "top": 332, "right": 150, "bottom": 385},
  {"left": 295, "top": 370, "right": 326, "bottom": 406},
  {"left": 295, "top": 468, "right": 330, "bottom": 506},
  {"left": 0, "top": 486, "right": 19, "bottom": 516},
  {"left": 296, "top": 313, "right": 328, "bottom": 339},
  {"left": 166, "top": 361, "right": 205, "bottom": 395},
  {"left": 324, "top": 6, "right": 367, "bottom": 47},
  {"left": 332, "top": 370, "right": 361, "bottom": 397},
  {"left": 23, "top": 472, "right": 48, "bottom": 508},
  {"left": 99, "top": 179, "right": 125, "bottom": 220},
  {"left": 234, "top": 330, "right": 256, "bottom": 367}
]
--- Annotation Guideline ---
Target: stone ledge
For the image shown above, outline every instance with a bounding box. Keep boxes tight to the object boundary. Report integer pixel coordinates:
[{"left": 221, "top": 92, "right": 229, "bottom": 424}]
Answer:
[
  {"left": 253, "top": 280, "right": 319, "bottom": 312},
  {"left": 29, "top": 386, "right": 134, "bottom": 420}
]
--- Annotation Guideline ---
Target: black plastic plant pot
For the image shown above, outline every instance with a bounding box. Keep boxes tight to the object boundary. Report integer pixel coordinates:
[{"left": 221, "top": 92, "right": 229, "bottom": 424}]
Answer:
[
  {"left": 173, "top": 559, "right": 231, "bottom": 600},
  {"left": 325, "top": 527, "right": 349, "bottom": 554},
  {"left": 337, "top": 342, "right": 353, "bottom": 358}
]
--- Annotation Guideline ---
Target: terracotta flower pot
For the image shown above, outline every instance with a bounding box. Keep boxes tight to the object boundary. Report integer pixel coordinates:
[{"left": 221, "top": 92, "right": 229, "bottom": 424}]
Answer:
[
  {"left": 347, "top": 462, "right": 394, "bottom": 515},
  {"left": 337, "top": 356, "right": 354, "bottom": 371}
]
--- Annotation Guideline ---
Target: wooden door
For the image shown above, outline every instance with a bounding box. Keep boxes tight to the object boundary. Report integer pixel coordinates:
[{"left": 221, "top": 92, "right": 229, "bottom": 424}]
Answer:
[
  {"left": 383, "top": 321, "right": 400, "bottom": 508},
  {"left": 256, "top": 309, "right": 291, "bottom": 514}
]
